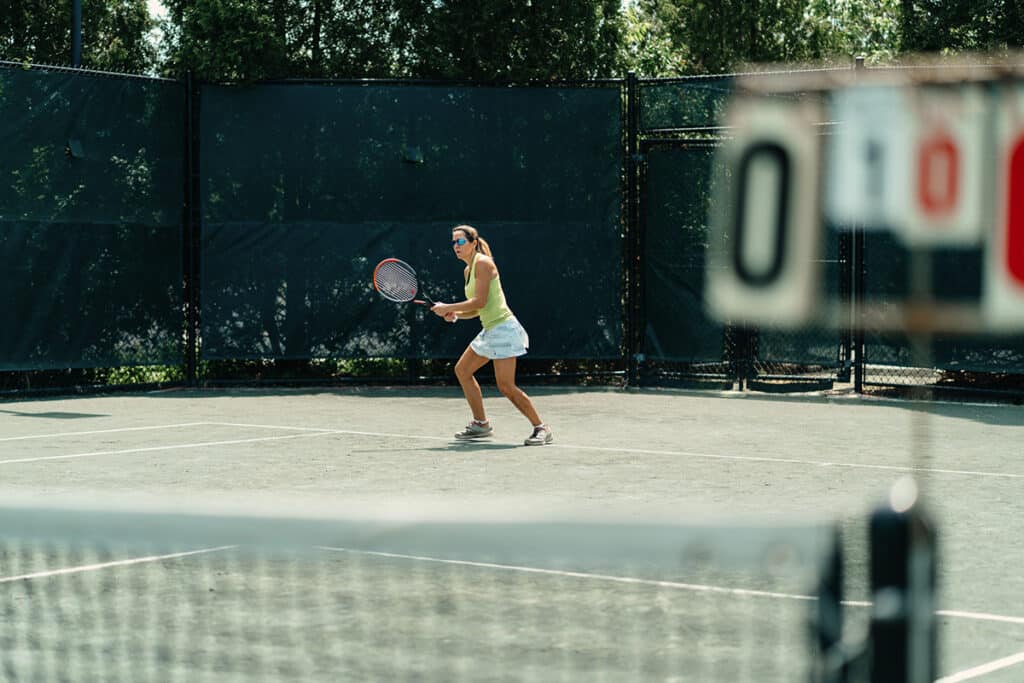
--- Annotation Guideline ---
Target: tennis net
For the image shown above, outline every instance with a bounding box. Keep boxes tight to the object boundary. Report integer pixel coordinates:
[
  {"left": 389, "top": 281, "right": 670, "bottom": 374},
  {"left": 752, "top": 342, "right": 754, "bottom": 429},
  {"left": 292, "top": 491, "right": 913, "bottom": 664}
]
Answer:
[{"left": 0, "top": 502, "right": 845, "bottom": 682}]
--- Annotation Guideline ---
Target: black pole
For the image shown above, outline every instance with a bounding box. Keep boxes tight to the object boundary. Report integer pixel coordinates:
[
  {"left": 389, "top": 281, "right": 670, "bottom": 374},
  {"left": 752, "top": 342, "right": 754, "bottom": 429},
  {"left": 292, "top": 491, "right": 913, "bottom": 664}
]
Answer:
[
  {"left": 838, "top": 230, "right": 853, "bottom": 383},
  {"left": 625, "top": 71, "right": 641, "bottom": 387},
  {"left": 184, "top": 70, "right": 200, "bottom": 386},
  {"left": 868, "top": 486, "right": 938, "bottom": 683},
  {"left": 853, "top": 56, "right": 867, "bottom": 393},
  {"left": 71, "top": 0, "right": 82, "bottom": 67}
]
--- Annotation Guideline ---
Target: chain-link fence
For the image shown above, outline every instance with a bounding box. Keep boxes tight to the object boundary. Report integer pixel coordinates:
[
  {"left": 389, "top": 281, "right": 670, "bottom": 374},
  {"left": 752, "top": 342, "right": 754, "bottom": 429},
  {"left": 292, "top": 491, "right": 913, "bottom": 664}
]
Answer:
[
  {"left": 633, "top": 73, "right": 852, "bottom": 392},
  {"left": 2, "top": 60, "right": 1020, "bottom": 400}
]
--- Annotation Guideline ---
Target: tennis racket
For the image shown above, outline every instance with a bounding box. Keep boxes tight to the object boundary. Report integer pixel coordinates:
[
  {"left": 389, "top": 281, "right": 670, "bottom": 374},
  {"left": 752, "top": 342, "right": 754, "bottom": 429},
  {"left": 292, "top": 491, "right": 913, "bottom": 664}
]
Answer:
[{"left": 372, "top": 258, "right": 435, "bottom": 306}]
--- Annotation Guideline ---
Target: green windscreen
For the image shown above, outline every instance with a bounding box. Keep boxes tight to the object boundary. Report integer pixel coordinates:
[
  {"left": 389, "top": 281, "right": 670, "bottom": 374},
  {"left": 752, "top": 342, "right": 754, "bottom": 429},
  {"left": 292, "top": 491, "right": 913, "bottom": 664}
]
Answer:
[
  {"left": 199, "top": 83, "right": 624, "bottom": 361},
  {"left": 0, "top": 67, "right": 185, "bottom": 370}
]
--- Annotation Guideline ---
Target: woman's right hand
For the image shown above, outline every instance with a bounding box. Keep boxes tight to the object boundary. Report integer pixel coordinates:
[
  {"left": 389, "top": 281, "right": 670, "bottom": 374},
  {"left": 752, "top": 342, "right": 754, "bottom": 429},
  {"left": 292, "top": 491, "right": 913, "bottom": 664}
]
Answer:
[{"left": 444, "top": 312, "right": 458, "bottom": 323}]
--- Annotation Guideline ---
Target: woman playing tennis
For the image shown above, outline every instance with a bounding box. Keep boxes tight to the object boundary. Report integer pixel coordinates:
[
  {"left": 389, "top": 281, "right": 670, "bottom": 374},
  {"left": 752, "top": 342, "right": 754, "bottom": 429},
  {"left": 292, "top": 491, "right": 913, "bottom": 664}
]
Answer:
[{"left": 429, "top": 225, "right": 552, "bottom": 446}]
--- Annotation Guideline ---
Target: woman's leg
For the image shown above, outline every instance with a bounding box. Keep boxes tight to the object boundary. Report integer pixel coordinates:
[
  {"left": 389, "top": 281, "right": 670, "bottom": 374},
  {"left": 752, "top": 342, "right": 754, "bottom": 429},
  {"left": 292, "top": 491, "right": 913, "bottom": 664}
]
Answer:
[
  {"left": 493, "top": 357, "right": 542, "bottom": 425},
  {"left": 455, "top": 345, "right": 491, "bottom": 421}
]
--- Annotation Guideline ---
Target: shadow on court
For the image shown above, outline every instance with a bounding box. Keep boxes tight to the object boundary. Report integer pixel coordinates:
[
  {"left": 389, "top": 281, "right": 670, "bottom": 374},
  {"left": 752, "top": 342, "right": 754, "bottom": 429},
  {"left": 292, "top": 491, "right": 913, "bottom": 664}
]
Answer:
[
  {"left": 131, "top": 386, "right": 616, "bottom": 400},
  {"left": 0, "top": 410, "right": 109, "bottom": 419},
  {"left": 351, "top": 443, "right": 524, "bottom": 453}
]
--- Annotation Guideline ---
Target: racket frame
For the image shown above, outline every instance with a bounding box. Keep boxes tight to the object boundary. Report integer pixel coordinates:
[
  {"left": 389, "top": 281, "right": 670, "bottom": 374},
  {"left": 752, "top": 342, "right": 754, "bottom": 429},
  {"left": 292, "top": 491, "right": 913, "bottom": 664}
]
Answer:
[{"left": 373, "top": 258, "right": 434, "bottom": 306}]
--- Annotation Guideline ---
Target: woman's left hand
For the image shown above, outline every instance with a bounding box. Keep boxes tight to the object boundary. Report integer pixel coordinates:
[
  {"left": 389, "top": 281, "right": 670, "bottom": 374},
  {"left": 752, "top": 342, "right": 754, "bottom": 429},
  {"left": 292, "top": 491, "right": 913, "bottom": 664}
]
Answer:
[{"left": 430, "top": 303, "right": 450, "bottom": 317}]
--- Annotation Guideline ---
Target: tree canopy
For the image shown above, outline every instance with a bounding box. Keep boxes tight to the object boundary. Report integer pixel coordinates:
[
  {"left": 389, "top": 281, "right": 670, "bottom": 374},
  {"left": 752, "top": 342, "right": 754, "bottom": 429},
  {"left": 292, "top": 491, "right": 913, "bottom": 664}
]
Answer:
[
  {"left": 901, "top": 0, "right": 1024, "bottom": 54},
  {"left": 1, "top": 0, "right": 156, "bottom": 72},
  {"left": 158, "top": 0, "right": 625, "bottom": 81},
  {"left": 0, "top": 0, "right": 1022, "bottom": 79}
]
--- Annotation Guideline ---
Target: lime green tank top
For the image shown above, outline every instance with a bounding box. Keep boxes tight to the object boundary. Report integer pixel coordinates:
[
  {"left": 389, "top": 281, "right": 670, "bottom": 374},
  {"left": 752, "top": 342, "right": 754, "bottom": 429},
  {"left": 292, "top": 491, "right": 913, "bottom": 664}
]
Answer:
[{"left": 465, "top": 253, "right": 514, "bottom": 330}]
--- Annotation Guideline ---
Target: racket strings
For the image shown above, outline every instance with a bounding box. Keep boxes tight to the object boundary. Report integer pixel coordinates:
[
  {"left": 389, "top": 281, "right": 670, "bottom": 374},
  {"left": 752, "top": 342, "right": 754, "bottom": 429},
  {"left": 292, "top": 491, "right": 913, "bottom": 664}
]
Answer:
[{"left": 375, "top": 261, "right": 419, "bottom": 302}]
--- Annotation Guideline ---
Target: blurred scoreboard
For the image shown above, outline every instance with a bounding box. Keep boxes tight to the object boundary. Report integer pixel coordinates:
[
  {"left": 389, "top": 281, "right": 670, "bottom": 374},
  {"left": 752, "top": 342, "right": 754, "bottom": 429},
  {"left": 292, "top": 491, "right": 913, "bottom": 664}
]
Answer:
[{"left": 705, "top": 61, "right": 1024, "bottom": 332}]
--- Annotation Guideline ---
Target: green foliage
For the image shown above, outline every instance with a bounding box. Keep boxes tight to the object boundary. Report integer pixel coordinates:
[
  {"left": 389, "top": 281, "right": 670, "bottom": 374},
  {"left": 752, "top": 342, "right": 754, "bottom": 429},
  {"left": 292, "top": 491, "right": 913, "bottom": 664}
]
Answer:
[
  {"left": 392, "top": 0, "right": 625, "bottom": 79},
  {"left": 158, "top": 0, "right": 625, "bottom": 81},
  {"left": 161, "top": 0, "right": 413, "bottom": 80},
  {"left": 160, "top": 0, "right": 293, "bottom": 80},
  {"left": 632, "top": 0, "right": 818, "bottom": 75},
  {"left": 804, "top": 0, "right": 900, "bottom": 64},
  {"left": 901, "top": 0, "right": 1024, "bottom": 54},
  {"left": 626, "top": 0, "right": 901, "bottom": 75},
  {"left": 0, "top": 0, "right": 156, "bottom": 72},
  {"left": 6, "top": 1, "right": 1022, "bottom": 82},
  {"left": 617, "top": 4, "right": 682, "bottom": 76}
]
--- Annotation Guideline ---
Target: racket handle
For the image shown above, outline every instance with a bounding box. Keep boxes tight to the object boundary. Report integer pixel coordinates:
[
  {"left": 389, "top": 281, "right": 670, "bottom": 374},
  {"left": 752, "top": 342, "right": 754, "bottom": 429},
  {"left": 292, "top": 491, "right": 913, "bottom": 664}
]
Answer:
[{"left": 413, "top": 299, "right": 430, "bottom": 306}]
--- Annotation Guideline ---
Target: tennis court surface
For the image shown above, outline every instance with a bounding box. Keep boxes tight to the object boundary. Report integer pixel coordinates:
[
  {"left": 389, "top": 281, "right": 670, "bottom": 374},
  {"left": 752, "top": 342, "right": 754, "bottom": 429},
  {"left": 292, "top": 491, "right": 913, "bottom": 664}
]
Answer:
[{"left": 2, "top": 386, "right": 1023, "bottom": 682}]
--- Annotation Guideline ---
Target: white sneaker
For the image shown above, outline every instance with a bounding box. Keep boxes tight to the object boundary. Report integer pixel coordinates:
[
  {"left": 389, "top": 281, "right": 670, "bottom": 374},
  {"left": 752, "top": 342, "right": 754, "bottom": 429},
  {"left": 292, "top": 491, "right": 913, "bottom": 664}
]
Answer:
[
  {"left": 455, "top": 420, "right": 493, "bottom": 440},
  {"left": 523, "top": 424, "right": 553, "bottom": 446}
]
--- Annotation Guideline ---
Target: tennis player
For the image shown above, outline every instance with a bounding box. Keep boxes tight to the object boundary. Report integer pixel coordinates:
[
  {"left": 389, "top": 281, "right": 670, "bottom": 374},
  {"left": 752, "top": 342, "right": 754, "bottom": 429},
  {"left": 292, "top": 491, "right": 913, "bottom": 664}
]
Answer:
[{"left": 430, "top": 225, "right": 552, "bottom": 446}]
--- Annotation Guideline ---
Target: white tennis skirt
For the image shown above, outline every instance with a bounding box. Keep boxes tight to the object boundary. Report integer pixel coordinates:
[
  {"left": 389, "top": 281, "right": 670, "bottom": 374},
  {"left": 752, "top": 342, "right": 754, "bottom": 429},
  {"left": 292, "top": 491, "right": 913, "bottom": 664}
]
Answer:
[{"left": 470, "top": 316, "right": 530, "bottom": 359}]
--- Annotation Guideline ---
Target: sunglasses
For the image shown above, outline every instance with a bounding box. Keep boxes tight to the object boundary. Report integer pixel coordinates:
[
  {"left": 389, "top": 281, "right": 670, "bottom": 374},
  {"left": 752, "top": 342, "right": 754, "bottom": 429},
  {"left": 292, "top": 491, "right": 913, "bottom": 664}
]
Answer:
[{"left": 451, "top": 237, "right": 469, "bottom": 246}]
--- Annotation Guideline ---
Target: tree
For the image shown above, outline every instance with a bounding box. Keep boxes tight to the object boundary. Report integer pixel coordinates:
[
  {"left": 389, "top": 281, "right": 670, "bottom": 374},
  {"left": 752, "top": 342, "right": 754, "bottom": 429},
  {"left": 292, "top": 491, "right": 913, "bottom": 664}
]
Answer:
[
  {"left": 626, "top": 0, "right": 901, "bottom": 76},
  {"left": 901, "top": 1, "right": 1024, "bottom": 54},
  {"left": 804, "top": 0, "right": 900, "bottom": 63},
  {"left": 0, "top": 0, "right": 156, "bottom": 72},
  {"left": 617, "top": 2, "right": 684, "bottom": 77},
  {"left": 391, "top": 0, "right": 625, "bottom": 80},
  {"left": 159, "top": 0, "right": 293, "bottom": 80},
  {"left": 630, "top": 0, "right": 828, "bottom": 75},
  {"left": 159, "top": 0, "right": 626, "bottom": 81}
]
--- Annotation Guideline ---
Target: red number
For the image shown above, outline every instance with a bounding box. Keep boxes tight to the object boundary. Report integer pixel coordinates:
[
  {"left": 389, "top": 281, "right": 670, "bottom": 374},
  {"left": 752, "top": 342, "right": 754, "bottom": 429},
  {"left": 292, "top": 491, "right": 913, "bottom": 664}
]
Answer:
[
  {"left": 917, "top": 132, "right": 958, "bottom": 218},
  {"left": 1007, "top": 135, "right": 1024, "bottom": 285}
]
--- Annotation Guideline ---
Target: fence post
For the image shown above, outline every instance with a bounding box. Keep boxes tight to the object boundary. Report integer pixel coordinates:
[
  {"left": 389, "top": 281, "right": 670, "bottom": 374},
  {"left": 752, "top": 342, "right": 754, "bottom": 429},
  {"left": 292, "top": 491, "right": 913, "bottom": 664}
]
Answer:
[
  {"left": 184, "top": 70, "right": 200, "bottom": 387},
  {"left": 626, "top": 71, "right": 642, "bottom": 387},
  {"left": 838, "top": 228, "right": 854, "bottom": 383},
  {"left": 853, "top": 56, "right": 867, "bottom": 394}
]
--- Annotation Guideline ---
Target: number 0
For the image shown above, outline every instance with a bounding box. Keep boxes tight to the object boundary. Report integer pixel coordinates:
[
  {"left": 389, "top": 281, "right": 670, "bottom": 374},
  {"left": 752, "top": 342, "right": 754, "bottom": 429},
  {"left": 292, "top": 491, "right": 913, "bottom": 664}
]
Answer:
[
  {"left": 734, "top": 142, "right": 790, "bottom": 286},
  {"left": 917, "top": 133, "right": 959, "bottom": 217}
]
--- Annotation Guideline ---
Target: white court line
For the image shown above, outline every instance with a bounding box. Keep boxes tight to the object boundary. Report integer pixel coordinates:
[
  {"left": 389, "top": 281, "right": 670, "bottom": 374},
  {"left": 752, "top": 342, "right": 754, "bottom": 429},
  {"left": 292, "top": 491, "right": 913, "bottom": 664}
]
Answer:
[
  {"left": 9, "top": 536, "right": 1022, "bottom": 630},
  {"left": 839, "top": 604, "right": 1024, "bottom": 627},
  {"left": 208, "top": 421, "right": 1024, "bottom": 480},
  {"left": 937, "top": 650, "right": 1024, "bottom": 683},
  {"left": 321, "top": 547, "right": 1024, "bottom": 628},
  {"left": 936, "top": 609, "right": 1024, "bottom": 626},
  {"left": 0, "top": 430, "right": 345, "bottom": 465},
  {"left": 0, "top": 422, "right": 210, "bottom": 443},
  {"left": 318, "top": 546, "right": 818, "bottom": 603},
  {"left": 213, "top": 421, "right": 448, "bottom": 439},
  {"left": 0, "top": 545, "right": 234, "bottom": 583},
  {"left": 548, "top": 444, "right": 1024, "bottom": 480}
]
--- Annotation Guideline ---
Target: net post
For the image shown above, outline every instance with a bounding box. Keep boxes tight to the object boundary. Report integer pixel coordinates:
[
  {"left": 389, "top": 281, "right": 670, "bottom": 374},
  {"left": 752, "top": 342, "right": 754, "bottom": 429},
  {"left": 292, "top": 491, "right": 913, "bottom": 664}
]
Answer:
[
  {"left": 811, "top": 523, "right": 847, "bottom": 683},
  {"left": 868, "top": 480, "right": 938, "bottom": 683}
]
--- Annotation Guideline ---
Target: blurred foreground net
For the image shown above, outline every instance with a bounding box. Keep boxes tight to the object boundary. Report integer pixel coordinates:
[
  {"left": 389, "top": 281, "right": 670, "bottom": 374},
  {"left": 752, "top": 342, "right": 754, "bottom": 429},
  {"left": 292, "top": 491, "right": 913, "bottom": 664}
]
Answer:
[{"left": 1, "top": 505, "right": 846, "bottom": 682}]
